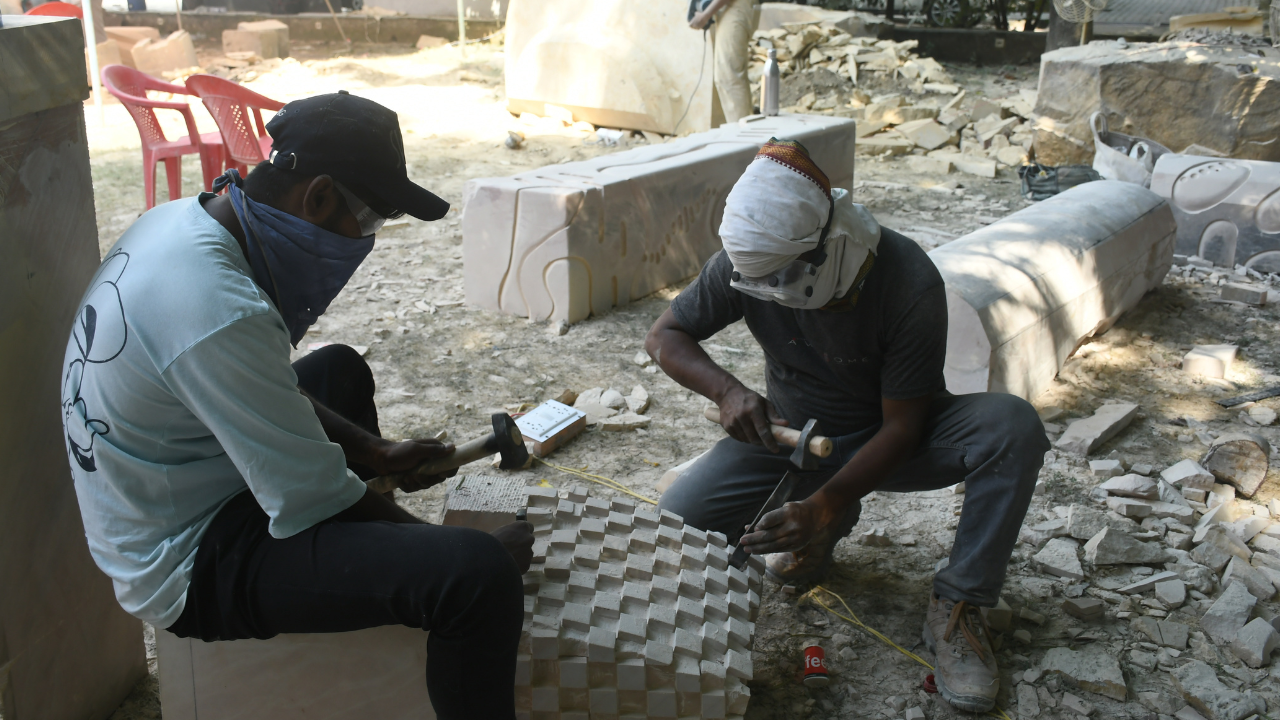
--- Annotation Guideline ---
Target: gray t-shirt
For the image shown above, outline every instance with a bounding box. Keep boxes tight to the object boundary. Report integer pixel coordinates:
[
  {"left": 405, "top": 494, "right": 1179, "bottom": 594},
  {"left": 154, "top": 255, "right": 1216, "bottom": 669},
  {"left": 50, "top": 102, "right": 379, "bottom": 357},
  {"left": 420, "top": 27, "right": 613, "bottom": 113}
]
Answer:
[{"left": 670, "top": 228, "right": 948, "bottom": 436}]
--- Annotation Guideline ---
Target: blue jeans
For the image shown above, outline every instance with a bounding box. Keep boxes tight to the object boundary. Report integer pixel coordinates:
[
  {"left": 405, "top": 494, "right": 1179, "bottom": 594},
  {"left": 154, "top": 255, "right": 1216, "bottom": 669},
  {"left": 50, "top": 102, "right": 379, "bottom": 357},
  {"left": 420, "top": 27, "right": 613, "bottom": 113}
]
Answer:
[{"left": 659, "top": 392, "right": 1049, "bottom": 606}]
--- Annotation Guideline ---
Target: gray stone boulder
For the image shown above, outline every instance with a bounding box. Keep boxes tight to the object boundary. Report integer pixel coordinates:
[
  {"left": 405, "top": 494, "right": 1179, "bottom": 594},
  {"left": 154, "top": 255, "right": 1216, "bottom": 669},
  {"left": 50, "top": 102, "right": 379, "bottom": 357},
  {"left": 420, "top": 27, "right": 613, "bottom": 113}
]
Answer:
[
  {"left": 1033, "top": 42, "right": 1280, "bottom": 166},
  {"left": 1169, "top": 660, "right": 1256, "bottom": 720}
]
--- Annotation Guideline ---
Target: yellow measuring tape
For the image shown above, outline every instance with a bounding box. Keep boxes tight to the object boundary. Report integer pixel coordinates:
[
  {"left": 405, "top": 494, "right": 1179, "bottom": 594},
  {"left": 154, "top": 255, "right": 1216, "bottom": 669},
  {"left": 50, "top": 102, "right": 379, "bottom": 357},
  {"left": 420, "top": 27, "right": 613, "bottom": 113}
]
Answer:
[
  {"left": 534, "top": 459, "right": 659, "bottom": 505},
  {"left": 803, "top": 586, "right": 1013, "bottom": 720}
]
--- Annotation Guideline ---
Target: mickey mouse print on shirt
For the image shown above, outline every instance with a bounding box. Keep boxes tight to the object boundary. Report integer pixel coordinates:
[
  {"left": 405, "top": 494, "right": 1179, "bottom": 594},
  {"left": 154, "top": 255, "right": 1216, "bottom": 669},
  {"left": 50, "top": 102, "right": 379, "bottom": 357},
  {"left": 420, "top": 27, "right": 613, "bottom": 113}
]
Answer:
[{"left": 62, "top": 250, "right": 130, "bottom": 472}]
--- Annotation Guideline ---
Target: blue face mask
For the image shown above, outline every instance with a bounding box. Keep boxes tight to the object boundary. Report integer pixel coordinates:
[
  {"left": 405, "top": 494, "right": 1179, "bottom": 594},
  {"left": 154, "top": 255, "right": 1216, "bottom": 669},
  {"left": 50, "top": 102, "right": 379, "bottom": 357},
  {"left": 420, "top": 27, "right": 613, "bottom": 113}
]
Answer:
[{"left": 213, "top": 170, "right": 374, "bottom": 347}]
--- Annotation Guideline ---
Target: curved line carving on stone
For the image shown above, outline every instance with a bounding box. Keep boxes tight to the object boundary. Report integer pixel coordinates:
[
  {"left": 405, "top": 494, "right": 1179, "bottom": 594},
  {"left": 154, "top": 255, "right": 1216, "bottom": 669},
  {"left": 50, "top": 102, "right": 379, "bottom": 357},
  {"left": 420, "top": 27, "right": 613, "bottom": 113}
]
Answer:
[
  {"left": 1255, "top": 186, "right": 1280, "bottom": 234},
  {"left": 1198, "top": 219, "right": 1239, "bottom": 268},
  {"left": 1171, "top": 160, "right": 1251, "bottom": 214},
  {"left": 1244, "top": 250, "right": 1280, "bottom": 274}
]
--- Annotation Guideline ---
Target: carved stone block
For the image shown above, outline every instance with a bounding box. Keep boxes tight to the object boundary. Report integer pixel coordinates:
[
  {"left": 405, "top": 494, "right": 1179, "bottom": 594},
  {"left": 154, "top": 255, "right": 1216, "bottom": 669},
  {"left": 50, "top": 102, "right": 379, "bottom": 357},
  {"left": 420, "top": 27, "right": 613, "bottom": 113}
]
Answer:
[
  {"left": 1151, "top": 153, "right": 1280, "bottom": 270},
  {"left": 462, "top": 114, "right": 856, "bottom": 325}
]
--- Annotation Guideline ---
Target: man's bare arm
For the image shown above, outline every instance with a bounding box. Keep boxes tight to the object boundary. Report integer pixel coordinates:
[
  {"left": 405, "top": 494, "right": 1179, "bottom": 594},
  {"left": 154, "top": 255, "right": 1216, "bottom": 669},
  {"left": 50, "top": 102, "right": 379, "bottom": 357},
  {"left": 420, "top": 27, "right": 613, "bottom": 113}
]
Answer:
[
  {"left": 741, "top": 394, "right": 933, "bottom": 554},
  {"left": 645, "top": 308, "right": 787, "bottom": 452}
]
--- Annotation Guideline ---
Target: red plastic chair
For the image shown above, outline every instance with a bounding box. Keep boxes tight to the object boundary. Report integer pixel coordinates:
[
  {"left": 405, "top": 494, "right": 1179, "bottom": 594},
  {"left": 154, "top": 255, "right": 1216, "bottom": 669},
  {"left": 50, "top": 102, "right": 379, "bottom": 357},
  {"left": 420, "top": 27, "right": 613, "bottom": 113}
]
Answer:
[
  {"left": 25, "top": 1, "right": 82, "bottom": 17},
  {"left": 185, "top": 75, "right": 284, "bottom": 176},
  {"left": 101, "top": 65, "right": 226, "bottom": 209}
]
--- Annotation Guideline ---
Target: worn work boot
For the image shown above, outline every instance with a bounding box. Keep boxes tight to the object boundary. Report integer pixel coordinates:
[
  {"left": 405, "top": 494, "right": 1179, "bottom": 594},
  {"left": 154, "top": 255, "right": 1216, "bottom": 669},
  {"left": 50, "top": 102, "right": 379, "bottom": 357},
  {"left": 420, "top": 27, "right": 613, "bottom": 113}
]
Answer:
[
  {"left": 763, "top": 500, "right": 861, "bottom": 585},
  {"left": 922, "top": 594, "right": 999, "bottom": 713}
]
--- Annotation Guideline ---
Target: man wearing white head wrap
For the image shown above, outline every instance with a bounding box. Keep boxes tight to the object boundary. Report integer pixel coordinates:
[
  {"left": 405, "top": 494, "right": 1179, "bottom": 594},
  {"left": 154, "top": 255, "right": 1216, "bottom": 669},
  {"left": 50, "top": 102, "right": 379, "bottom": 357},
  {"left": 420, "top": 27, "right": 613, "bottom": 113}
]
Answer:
[{"left": 644, "top": 139, "right": 1047, "bottom": 714}]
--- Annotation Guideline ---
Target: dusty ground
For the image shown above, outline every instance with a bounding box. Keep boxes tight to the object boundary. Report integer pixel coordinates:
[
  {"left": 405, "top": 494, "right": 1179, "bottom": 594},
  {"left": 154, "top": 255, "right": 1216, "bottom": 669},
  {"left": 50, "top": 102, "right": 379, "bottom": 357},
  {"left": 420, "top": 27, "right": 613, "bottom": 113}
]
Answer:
[{"left": 92, "top": 38, "right": 1278, "bottom": 720}]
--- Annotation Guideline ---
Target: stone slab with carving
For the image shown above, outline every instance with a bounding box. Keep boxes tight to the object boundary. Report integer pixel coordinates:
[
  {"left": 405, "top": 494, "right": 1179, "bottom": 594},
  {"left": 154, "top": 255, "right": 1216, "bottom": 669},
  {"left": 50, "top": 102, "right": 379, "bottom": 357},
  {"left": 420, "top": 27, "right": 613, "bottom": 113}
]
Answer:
[
  {"left": 929, "top": 180, "right": 1175, "bottom": 401},
  {"left": 1150, "top": 154, "right": 1280, "bottom": 271},
  {"left": 504, "top": 0, "right": 717, "bottom": 135},
  {"left": 1, "top": 16, "right": 147, "bottom": 720},
  {"left": 462, "top": 113, "right": 856, "bottom": 325}
]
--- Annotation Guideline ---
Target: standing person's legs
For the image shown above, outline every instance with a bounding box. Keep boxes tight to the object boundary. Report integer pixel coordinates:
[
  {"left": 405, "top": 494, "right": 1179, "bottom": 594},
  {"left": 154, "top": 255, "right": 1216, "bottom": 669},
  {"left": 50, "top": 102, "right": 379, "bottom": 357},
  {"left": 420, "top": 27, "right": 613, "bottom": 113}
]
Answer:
[
  {"left": 168, "top": 491, "right": 524, "bottom": 720},
  {"left": 712, "top": 0, "right": 761, "bottom": 123},
  {"left": 292, "top": 343, "right": 380, "bottom": 479}
]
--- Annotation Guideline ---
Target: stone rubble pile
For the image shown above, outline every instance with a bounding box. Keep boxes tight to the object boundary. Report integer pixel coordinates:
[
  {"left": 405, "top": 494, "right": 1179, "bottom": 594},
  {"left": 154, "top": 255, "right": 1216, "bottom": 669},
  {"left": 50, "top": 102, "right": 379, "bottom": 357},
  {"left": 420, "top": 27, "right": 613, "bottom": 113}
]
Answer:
[
  {"left": 1006, "top": 435, "right": 1280, "bottom": 720},
  {"left": 747, "top": 24, "right": 1039, "bottom": 177}
]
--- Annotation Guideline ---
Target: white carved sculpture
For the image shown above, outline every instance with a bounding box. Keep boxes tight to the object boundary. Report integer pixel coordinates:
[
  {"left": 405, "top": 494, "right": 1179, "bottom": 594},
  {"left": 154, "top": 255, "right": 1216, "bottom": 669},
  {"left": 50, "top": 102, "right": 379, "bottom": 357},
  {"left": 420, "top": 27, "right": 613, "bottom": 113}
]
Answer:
[
  {"left": 930, "top": 180, "right": 1176, "bottom": 400},
  {"left": 462, "top": 114, "right": 857, "bottom": 325},
  {"left": 519, "top": 484, "right": 763, "bottom": 719},
  {"left": 505, "top": 0, "right": 716, "bottom": 135},
  {"left": 1150, "top": 154, "right": 1280, "bottom": 271}
]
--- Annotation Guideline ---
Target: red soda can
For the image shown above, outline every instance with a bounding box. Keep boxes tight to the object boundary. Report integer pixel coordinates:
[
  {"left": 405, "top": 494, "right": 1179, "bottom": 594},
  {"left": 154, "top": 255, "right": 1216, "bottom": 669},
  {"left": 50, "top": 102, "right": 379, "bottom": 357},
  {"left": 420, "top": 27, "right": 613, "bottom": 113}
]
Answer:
[{"left": 803, "top": 644, "right": 829, "bottom": 687}]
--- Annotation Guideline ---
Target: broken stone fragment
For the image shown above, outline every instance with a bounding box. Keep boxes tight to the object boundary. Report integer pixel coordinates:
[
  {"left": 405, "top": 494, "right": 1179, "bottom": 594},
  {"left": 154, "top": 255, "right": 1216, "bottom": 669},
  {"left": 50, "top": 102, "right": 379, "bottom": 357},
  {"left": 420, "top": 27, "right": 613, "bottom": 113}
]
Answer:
[
  {"left": 1090, "top": 459, "right": 1125, "bottom": 478},
  {"left": 1199, "top": 581, "right": 1257, "bottom": 645},
  {"left": 1106, "top": 497, "right": 1153, "bottom": 518},
  {"left": 1020, "top": 517, "right": 1069, "bottom": 547},
  {"left": 1017, "top": 683, "right": 1041, "bottom": 718},
  {"left": 1040, "top": 646, "right": 1127, "bottom": 701},
  {"left": 1219, "top": 282, "right": 1267, "bottom": 306},
  {"left": 1084, "top": 527, "right": 1170, "bottom": 566},
  {"left": 1155, "top": 578, "right": 1187, "bottom": 608},
  {"left": 1162, "top": 459, "right": 1216, "bottom": 490},
  {"left": 1066, "top": 505, "right": 1134, "bottom": 541},
  {"left": 1196, "top": 524, "right": 1252, "bottom": 563},
  {"left": 981, "top": 596, "right": 1013, "bottom": 631},
  {"left": 1228, "top": 617, "right": 1278, "bottom": 668},
  {"left": 1099, "top": 474, "right": 1159, "bottom": 499},
  {"left": 1199, "top": 433, "right": 1271, "bottom": 497},
  {"left": 1182, "top": 344, "right": 1237, "bottom": 379},
  {"left": 1062, "top": 597, "right": 1105, "bottom": 620},
  {"left": 1118, "top": 570, "right": 1179, "bottom": 594},
  {"left": 1138, "top": 690, "right": 1186, "bottom": 714},
  {"left": 625, "top": 385, "right": 649, "bottom": 414},
  {"left": 1054, "top": 403, "right": 1139, "bottom": 456},
  {"left": 1221, "top": 556, "right": 1275, "bottom": 601},
  {"left": 1034, "top": 537, "right": 1084, "bottom": 580},
  {"left": 1061, "top": 691, "right": 1094, "bottom": 716},
  {"left": 600, "top": 388, "right": 626, "bottom": 410},
  {"left": 599, "top": 413, "right": 650, "bottom": 431},
  {"left": 1169, "top": 659, "right": 1256, "bottom": 720},
  {"left": 858, "top": 528, "right": 893, "bottom": 547},
  {"left": 632, "top": 350, "right": 653, "bottom": 367},
  {"left": 1132, "top": 616, "right": 1190, "bottom": 649}
]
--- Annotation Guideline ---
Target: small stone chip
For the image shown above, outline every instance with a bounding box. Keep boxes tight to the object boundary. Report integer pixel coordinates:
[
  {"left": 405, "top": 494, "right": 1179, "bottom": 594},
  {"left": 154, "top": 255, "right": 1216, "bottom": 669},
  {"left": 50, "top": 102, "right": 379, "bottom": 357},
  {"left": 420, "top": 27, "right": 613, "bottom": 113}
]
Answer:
[{"left": 1059, "top": 597, "right": 1104, "bottom": 622}]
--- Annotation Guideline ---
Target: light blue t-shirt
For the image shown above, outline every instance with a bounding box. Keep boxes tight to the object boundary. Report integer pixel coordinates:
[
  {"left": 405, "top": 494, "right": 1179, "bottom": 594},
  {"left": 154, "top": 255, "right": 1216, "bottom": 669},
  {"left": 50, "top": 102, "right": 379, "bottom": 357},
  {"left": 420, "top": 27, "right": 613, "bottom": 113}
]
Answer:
[{"left": 60, "top": 197, "right": 367, "bottom": 628}]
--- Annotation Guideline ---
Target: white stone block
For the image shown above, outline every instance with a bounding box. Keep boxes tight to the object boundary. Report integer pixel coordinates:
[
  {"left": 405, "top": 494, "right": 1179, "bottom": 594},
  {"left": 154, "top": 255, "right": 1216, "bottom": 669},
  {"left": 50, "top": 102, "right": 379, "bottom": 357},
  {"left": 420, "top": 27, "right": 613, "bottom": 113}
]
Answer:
[
  {"left": 1151, "top": 154, "right": 1280, "bottom": 272},
  {"left": 930, "top": 181, "right": 1175, "bottom": 401},
  {"left": 1183, "top": 344, "right": 1237, "bottom": 379},
  {"left": 157, "top": 626, "right": 438, "bottom": 720},
  {"left": 505, "top": 0, "right": 716, "bottom": 135},
  {"left": 462, "top": 114, "right": 855, "bottom": 325},
  {"left": 439, "top": 474, "right": 526, "bottom": 532}
]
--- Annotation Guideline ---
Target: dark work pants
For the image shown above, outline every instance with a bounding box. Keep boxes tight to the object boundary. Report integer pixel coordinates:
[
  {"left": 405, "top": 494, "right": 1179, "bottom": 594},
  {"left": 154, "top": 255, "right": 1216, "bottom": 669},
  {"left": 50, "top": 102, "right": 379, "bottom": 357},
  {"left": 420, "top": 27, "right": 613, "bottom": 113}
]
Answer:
[
  {"left": 659, "top": 392, "right": 1050, "bottom": 607},
  {"left": 166, "top": 344, "right": 524, "bottom": 720}
]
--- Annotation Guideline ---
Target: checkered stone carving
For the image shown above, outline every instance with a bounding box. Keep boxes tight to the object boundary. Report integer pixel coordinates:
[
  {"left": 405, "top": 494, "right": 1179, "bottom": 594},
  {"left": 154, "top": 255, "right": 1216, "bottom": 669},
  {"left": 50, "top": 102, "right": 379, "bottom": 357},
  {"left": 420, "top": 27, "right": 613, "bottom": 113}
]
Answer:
[{"left": 517, "top": 485, "right": 763, "bottom": 720}]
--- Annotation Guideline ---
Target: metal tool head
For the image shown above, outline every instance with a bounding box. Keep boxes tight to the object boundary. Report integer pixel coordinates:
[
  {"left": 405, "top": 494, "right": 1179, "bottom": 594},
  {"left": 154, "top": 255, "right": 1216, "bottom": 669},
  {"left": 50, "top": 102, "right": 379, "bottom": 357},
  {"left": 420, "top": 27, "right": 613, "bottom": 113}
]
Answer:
[
  {"left": 491, "top": 413, "right": 530, "bottom": 470},
  {"left": 790, "top": 418, "right": 821, "bottom": 470},
  {"left": 729, "top": 471, "right": 798, "bottom": 570}
]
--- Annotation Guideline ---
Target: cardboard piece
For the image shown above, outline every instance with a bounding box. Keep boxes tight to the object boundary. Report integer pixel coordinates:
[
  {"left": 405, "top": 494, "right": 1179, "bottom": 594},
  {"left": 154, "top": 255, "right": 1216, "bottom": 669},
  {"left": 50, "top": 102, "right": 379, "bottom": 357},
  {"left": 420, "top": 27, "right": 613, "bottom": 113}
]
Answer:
[{"left": 462, "top": 113, "right": 856, "bottom": 325}]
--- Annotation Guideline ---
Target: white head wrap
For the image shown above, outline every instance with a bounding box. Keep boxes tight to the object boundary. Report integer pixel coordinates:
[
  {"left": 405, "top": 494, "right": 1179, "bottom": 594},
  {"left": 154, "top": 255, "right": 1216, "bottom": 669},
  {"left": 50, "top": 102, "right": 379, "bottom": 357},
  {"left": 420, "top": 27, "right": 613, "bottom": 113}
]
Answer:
[{"left": 719, "top": 143, "right": 881, "bottom": 309}]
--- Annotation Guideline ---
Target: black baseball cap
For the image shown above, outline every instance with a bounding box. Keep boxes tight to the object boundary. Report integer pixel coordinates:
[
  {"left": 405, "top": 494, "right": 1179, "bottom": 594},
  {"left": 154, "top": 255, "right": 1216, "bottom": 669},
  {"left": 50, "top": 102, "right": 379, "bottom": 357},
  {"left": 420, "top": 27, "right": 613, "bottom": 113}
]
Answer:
[{"left": 264, "top": 91, "right": 450, "bottom": 221}]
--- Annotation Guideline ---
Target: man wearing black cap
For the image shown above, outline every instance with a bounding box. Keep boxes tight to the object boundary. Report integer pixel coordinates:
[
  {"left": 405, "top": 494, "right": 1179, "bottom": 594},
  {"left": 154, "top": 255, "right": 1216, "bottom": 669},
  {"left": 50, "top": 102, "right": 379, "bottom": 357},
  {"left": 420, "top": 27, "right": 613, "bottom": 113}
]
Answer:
[{"left": 60, "top": 92, "right": 531, "bottom": 719}]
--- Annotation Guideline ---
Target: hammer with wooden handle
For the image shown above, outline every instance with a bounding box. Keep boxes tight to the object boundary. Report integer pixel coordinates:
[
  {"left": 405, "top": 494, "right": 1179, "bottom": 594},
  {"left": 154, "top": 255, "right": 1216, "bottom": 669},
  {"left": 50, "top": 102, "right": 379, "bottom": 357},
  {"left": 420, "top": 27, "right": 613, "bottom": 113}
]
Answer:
[
  {"left": 365, "top": 413, "right": 529, "bottom": 494},
  {"left": 703, "top": 406, "right": 832, "bottom": 469}
]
